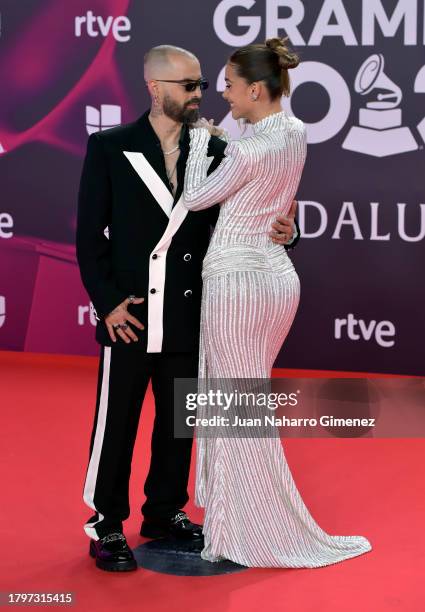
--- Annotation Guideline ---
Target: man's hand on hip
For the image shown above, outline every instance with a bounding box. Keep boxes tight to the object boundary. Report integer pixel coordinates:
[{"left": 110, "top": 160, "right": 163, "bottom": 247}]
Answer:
[
  {"left": 269, "top": 199, "right": 298, "bottom": 245},
  {"left": 105, "top": 296, "right": 145, "bottom": 344}
]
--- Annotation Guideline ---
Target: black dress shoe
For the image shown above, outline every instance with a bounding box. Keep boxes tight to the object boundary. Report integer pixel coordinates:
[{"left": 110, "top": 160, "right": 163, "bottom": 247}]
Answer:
[
  {"left": 140, "top": 511, "right": 203, "bottom": 540},
  {"left": 89, "top": 532, "right": 137, "bottom": 572}
]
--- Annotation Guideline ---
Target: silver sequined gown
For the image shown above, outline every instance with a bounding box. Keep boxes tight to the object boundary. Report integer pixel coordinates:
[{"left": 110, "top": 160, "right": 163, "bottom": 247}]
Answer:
[{"left": 183, "top": 110, "right": 372, "bottom": 567}]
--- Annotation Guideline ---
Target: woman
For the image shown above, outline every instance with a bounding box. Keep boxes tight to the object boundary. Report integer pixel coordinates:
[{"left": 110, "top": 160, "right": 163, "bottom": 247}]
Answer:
[{"left": 183, "top": 37, "right": 372, "bottom": 567}]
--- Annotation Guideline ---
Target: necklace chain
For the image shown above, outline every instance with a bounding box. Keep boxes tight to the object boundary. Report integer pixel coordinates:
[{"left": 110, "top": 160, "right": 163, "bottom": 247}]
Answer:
[
  {"left": 162, "top": 142, "right": 180, "bottom": 191},
  {"left": 162, "top": 144, "right": 180, "bottom": 155}
]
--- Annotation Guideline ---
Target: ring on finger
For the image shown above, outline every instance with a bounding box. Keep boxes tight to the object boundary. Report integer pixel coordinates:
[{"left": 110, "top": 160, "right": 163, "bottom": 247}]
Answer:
[
  {"left": 112, "top": 323, "right": 122, "bottom": 330},
  {"left": 121, "top": 323, "right": 129, "bottom": 330}
]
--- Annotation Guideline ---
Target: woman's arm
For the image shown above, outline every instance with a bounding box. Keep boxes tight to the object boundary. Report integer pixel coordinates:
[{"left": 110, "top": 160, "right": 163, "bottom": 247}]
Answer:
[{"left": 183, "top": 127, "right": 251, "bottom": 211}]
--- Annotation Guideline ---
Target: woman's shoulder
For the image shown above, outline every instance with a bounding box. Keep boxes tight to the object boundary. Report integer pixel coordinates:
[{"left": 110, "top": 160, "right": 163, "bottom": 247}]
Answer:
[
  {"left": 285, "top": 114, "right": 307, "bottom": 137},
  {"left": 223, "top": 138, "right": 261, "bottom": 168}
]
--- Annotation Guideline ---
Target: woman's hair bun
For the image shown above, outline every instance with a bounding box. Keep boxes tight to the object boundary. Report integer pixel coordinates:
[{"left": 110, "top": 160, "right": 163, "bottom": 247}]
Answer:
[{"left": 265, "top": 36, "right": 300, "bottom": 70}]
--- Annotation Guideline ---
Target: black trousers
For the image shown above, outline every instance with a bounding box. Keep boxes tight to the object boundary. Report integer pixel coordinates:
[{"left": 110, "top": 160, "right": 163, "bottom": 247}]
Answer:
[{"left": 82, "top": 343, "right": 198, "bottom": 539}]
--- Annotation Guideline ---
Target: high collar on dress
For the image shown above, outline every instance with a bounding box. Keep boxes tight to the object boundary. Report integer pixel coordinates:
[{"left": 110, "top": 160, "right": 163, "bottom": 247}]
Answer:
[{"left": 252, "top": 110, "right": 287, "bottom": 135}]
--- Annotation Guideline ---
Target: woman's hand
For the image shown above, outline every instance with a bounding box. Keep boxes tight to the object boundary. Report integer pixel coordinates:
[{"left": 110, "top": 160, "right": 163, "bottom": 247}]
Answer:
[{"left": 191, "top": 117, "right": 226, "bottom": 138}]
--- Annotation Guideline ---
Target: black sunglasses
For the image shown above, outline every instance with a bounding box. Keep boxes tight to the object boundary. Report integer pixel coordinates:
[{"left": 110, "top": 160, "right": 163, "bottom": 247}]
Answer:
[{"left": 154, "top": 78, "right": 209, "bottom": 92}]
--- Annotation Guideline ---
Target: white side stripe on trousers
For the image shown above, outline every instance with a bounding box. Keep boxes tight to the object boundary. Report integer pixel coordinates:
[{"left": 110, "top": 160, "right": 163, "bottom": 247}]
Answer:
[{"left": 83, "top": 346, "right": 111, "bottom": 540}]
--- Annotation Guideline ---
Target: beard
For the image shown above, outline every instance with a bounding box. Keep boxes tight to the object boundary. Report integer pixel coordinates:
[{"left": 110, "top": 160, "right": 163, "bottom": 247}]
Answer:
[{"left": 162, "top": 94, "right": 201, "bottom": 124}]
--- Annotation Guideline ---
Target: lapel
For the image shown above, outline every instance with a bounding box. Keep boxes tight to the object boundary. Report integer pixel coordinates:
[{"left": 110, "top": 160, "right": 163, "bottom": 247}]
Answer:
[
  {"left": 123, "top": 110, "right": 179, "bottom": 218},
  {"left": 122, "top": 110, "right": 195, "bottom": 252},
  {"left": 123, "top": 111, "right": 217, "bottom": 217},
  {"left": 173, "top": 123, "right": 189, "bottom": 208}
]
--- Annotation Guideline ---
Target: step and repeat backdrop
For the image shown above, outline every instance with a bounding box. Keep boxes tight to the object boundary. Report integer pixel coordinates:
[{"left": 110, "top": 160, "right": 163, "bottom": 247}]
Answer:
[{"left": 0, "top": 0, "right": 423, "bottom": 374}]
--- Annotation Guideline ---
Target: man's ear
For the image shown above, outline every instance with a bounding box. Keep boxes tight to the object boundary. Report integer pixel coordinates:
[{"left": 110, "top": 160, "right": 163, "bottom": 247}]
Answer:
[{"left": 147, "top": 80, "right": 159, "bottom": 100}]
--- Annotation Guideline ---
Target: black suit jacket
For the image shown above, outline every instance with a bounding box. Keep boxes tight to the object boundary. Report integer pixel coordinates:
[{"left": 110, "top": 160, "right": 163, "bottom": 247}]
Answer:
[{"left": 76, "top": 110, "right": 300, "bottom": 352}]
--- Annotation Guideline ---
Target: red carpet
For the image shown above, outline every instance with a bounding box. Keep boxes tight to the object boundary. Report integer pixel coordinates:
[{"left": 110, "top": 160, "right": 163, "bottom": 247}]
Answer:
[{"left": 1, "top": 351, "right": 424, "bottom": 611}]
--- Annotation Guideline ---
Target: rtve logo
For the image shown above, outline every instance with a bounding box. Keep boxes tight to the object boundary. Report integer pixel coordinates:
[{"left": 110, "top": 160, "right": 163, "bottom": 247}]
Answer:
[
  {"left": 0, "top": 213, "right": 14, "bottom": 239},
  {"left": 0, "top": 296, "right": 6, "bottom": 328},
  {"left": 335, "top": 313, "right": 395, "bottom": 347},
  {"left": 78, "top": 303, "right": 98, "bottom": 327},
  {"left": 74, "top": 11, "right": 131, "bottom": 42}
]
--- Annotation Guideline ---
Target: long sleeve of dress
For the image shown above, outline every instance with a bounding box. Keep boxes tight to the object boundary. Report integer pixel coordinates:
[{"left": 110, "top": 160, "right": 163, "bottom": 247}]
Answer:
[{"left": 183, "top": 127, "right": 251, "bottom": 211}]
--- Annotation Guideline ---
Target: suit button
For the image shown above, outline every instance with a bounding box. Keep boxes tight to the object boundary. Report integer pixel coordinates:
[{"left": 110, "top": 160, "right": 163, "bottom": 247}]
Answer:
[
  {"left": 150, "top": 288, "right": 156, "bottom": 294},
  {"left": 183, "top": 253, "right": 192, "bottom": 261},
  {"left": 184, "top": 290, "right": 192, "bottom": 297},
  {"left": 152, "top": 254, "right": 158, "bottom": 259}
]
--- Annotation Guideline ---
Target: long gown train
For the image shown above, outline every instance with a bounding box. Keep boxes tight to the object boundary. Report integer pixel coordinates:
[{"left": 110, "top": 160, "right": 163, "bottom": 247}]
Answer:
[{"left": 194, "top": 251, "right": 372, "bottom": 568}]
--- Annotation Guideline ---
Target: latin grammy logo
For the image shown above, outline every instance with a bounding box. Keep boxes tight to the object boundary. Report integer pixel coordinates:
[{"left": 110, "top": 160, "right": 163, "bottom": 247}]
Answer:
[
  {"left": 343, "top": 54, "right": 418, "bottom": 157},
  {"left": 415, "top": 65, "right": 425, "bottom": 143}
]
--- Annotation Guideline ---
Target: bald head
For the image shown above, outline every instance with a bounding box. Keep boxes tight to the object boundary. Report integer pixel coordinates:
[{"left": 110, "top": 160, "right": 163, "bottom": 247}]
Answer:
[
  {"left": 144, "top": 45, "right": 203, "bottom": 124},
  {"left": 144, "top": 45, "right": 199, "bottom": 81}
]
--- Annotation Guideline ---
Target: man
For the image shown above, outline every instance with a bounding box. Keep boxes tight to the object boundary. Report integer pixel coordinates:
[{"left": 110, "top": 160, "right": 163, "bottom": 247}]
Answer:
[{"left": 76, "top": 44, "right": 300, "bottom": 572}]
